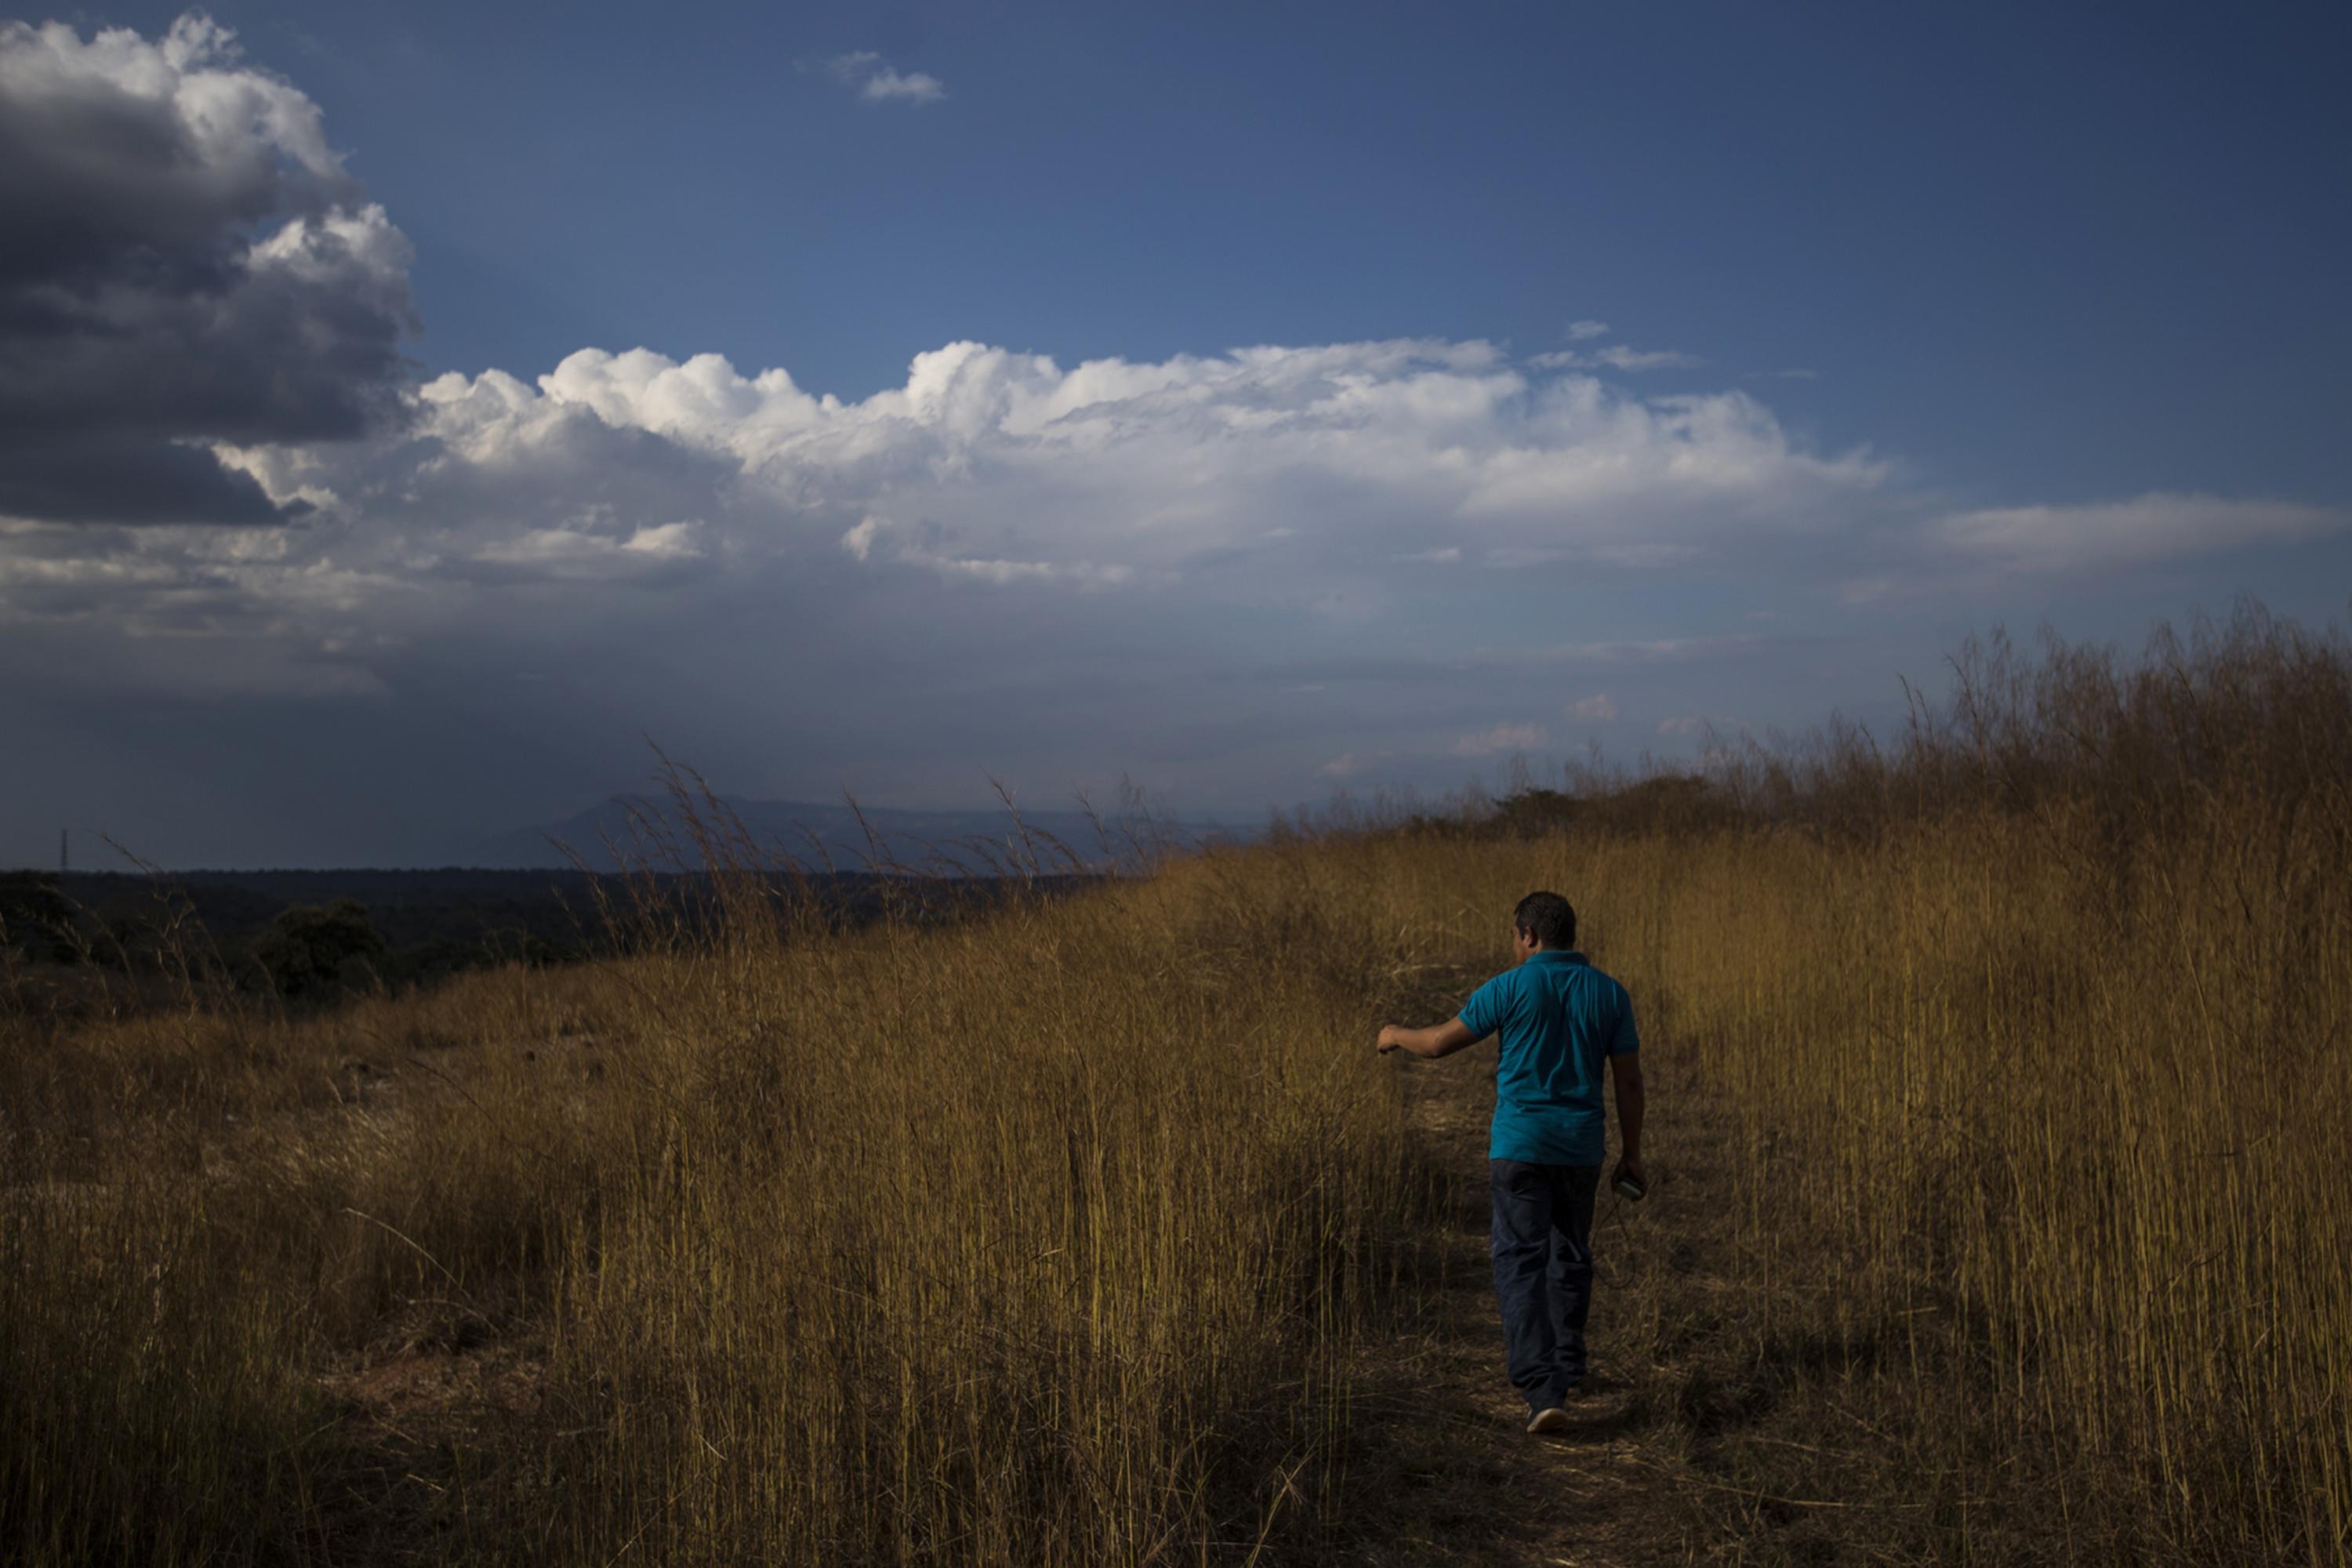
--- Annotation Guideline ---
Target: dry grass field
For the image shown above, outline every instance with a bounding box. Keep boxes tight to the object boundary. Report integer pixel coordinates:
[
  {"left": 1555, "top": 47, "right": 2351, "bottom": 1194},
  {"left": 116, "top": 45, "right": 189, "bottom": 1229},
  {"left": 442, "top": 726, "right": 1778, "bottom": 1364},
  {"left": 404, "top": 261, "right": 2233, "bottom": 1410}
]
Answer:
[{"left": 3, "top": 606, "right": 2347, "bottom": 1565}]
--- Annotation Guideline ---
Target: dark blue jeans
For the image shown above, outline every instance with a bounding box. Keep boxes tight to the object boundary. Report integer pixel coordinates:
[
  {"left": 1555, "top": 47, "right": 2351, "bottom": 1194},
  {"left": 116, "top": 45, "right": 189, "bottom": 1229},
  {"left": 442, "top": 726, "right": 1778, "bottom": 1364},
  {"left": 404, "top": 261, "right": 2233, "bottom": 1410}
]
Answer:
[{"left": 1490, "top": 1159, "right": 1600, "bottom": 1413}]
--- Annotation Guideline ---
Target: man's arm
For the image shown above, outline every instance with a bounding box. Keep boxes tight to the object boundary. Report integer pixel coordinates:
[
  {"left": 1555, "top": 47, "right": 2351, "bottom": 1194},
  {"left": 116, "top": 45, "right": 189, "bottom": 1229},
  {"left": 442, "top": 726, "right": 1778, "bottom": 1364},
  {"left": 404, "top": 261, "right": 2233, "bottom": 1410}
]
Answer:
[
  {"left": 1376, "top": 1016, "right": 1482, "bottom": 1059},
  {"left": 1610, "top": 1052, "right": 1646, "bottom": 1185}
]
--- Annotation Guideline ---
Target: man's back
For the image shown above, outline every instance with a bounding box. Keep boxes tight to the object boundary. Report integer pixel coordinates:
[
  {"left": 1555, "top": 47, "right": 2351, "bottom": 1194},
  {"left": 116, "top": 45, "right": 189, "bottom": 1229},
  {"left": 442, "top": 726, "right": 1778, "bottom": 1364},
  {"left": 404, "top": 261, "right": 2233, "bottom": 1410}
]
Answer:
[{"left": 1457, "top": 950, "right": 1638, "bottom": 1167}]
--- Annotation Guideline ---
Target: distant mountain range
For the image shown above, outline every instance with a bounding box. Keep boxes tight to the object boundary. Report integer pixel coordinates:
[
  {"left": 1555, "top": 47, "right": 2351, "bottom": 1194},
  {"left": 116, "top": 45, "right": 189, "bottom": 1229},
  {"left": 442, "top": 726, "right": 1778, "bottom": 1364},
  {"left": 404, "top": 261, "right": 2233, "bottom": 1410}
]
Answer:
[{"left": 465, "top": 794, "right": 1256, "bottom": 873}]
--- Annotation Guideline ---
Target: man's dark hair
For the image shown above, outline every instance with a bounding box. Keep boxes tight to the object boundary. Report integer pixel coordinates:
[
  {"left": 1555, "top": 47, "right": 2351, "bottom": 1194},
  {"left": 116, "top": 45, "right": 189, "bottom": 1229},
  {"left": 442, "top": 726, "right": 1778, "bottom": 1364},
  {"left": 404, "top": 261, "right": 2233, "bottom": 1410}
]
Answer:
[{"left": 1513, "top": 891, "right": 1577, "bottom": 949}]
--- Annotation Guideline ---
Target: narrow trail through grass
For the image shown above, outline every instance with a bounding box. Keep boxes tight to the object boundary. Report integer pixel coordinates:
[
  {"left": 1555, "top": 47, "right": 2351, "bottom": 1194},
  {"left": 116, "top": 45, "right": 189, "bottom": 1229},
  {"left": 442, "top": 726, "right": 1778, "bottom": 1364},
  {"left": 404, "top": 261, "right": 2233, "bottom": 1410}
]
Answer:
[{"left": 1340, "top": 968, "right": 1736, "bottom": 1568}]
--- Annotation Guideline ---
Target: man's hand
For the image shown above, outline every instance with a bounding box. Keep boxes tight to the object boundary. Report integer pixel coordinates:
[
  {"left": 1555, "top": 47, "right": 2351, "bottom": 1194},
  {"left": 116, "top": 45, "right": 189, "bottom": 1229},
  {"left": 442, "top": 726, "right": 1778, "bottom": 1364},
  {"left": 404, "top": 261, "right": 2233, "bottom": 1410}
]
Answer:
[
  {"left": 1610, "top": 1054, "right": 1645, "bottom": 1191},
  {"left": 1376, "top": 1024, "right": 1406, "bottom": 1054}
]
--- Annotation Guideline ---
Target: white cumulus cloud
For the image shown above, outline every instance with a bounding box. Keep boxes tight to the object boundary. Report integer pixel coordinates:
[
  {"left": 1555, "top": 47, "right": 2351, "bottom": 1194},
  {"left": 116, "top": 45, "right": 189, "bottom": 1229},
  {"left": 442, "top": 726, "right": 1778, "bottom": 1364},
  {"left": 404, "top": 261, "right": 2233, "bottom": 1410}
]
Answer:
[
  {"left": 1928, "top": 493, "right": 2347, "bottom": 575},
  {"left": 1454, "top": 723, "right": 1548, "bottom": 757},
  {"left": 1657, "top": 713, "right": 1745, "bottom": 739},
  {"left": 1531, "top": 345, "right": 1705, "bottom": 373},
  {"left": 1567, "top": 693, "right": 1617, "bottom": 721},
  {"left": 826, "top": 51, "right": 946, "bottom": 105},
  {"left": 0, "top": 332, "right": 1907, "bottom": 709}
]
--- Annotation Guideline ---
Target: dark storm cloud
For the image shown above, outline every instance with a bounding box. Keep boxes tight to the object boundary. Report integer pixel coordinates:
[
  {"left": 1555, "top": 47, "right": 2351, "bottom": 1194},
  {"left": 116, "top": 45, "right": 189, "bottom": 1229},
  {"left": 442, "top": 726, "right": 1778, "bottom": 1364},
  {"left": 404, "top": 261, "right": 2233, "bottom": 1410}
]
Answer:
[
  {"left": 0, "top": 434, "right": 294, "bottom": 524},
  {"left": 0, "top": 16, "right": 417, "bottom": 526}
]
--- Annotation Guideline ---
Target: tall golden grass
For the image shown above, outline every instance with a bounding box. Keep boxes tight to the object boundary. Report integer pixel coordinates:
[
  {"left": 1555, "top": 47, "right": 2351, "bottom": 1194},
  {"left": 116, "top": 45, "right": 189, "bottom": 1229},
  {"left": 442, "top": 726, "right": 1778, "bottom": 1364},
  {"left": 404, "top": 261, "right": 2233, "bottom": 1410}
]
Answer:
[
  {"left": 2, "top": 845, "right": 1439, "bottom": 1563},
  {"left": 2, "top": 604, "right": 2346, "bottom": 1563}
]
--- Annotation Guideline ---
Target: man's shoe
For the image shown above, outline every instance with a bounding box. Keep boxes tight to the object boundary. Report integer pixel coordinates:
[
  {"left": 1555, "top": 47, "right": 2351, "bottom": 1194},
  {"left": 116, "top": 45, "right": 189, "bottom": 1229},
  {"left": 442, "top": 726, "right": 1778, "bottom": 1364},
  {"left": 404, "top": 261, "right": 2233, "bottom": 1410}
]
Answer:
[{"left": 1525, "top": 1406, "right": 1570, "bottom": 1434}]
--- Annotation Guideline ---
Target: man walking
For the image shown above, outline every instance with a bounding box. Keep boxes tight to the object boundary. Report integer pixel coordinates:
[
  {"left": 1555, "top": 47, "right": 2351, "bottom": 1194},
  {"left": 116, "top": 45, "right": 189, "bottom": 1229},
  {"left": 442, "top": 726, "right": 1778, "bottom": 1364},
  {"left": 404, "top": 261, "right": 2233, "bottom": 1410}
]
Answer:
[{"left": 1376, "top": 891, "right": 1645, "bottom": 1433}]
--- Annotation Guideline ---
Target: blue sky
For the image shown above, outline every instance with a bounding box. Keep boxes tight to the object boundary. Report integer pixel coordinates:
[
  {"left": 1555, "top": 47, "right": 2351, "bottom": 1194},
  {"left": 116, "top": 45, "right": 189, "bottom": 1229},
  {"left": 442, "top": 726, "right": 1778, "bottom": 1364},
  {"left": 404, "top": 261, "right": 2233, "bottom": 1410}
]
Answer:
[
  {"left": 252, "top": 0, "right": 2351, "bottom": 499},
  {"left": 2, "top": 2, "right": 2347, "bottom": 864}
]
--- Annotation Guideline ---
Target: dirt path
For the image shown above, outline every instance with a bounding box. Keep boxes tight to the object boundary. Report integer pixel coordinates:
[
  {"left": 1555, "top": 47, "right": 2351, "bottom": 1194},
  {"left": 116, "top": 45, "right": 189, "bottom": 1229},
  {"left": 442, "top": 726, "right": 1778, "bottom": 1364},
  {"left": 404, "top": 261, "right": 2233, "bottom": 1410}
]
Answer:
[{"left": 1336, "top": 1032, "right": 1745, "bottom": 1567}]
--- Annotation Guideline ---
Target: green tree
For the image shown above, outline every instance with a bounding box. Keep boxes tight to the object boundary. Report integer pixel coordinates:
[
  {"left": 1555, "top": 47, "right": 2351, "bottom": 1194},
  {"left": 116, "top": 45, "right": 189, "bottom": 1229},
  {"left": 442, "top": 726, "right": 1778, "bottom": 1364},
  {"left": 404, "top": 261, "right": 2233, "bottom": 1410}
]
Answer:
[
  {"left": 252, "top": 898, "right": 385, "bottom": 1000},
  {"left": 0, "top": 872, "right": 78, "bottom": 964}
]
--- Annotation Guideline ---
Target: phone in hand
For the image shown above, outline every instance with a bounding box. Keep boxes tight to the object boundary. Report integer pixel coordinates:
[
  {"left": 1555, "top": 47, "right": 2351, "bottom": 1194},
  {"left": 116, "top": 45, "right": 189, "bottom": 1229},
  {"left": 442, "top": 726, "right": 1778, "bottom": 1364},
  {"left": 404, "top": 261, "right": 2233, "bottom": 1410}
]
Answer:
[{"left": 1612, "top": 1171, "right": 1646, "bottom": 1202}]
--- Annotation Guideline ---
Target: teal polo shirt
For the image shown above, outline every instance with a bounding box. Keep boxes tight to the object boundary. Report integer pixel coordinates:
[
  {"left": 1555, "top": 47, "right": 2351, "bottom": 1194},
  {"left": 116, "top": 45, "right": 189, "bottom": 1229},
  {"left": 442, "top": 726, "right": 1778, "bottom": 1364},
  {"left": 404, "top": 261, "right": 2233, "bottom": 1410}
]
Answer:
[{"left": 1455, "top": 949, "right": 1638, "bottom": 1167}]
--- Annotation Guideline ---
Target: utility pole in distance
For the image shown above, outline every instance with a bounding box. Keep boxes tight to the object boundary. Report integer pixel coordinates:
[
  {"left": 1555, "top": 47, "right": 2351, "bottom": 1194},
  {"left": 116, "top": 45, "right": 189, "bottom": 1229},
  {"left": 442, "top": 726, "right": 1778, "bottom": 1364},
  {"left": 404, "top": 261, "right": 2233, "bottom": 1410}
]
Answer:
[{"left": 60, "top": 827, "right": 68, "bottom": 874}]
